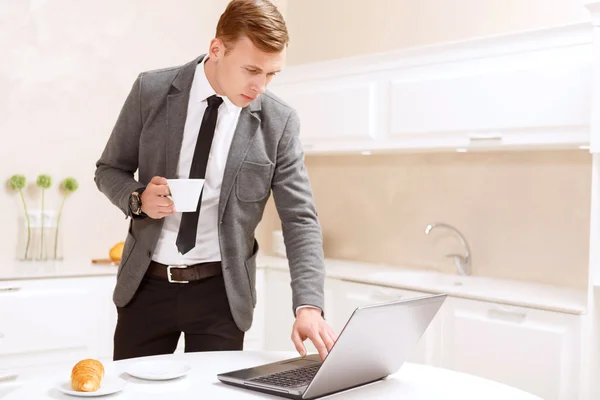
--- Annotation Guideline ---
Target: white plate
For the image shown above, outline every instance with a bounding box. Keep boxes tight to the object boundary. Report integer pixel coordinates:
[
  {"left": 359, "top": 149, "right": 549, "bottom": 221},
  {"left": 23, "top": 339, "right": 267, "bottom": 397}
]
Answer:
[
  {"left": 126, "top": 360, "right": 191, "bottom": 381},
  {"left": 57, "top": 376, "right": 126, "bottom": 397}
]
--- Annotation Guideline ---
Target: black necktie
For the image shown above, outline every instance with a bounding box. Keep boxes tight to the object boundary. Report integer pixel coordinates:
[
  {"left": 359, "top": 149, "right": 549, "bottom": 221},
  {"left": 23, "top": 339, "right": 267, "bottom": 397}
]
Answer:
[{"left": 176, "top": 95, "right": 224, "bottom": 255}]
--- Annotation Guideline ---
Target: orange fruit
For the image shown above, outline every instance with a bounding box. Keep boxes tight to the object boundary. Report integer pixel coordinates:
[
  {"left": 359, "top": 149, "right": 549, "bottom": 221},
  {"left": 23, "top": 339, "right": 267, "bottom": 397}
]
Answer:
[{"left": 109, "top": 242, "right": 125, "bottom": 262}]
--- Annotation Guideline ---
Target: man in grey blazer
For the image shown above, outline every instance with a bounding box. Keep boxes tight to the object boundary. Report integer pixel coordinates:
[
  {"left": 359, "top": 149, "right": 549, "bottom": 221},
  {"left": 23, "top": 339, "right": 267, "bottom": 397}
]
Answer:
[{"left": 95, "top": 0, "right": 336, "bottom": 362}]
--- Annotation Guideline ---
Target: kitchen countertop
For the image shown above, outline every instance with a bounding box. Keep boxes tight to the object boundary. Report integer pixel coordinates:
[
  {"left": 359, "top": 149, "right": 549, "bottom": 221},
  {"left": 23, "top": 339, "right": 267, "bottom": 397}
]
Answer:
[
  {"left": 0, "top": 259, "right": 117, "bottom": 281},
  {"left": 257, "top": 255, "right": 588, "bottom": 315},
  {"left": 0, "top": 255, "right": 587, "bottom": 315}
]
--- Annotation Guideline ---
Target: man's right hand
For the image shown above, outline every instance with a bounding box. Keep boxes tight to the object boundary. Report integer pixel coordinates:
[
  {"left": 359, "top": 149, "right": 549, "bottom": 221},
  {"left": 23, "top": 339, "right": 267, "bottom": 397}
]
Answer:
[{"left": 140, "top": 176, "right": 176, "bottom": 219}]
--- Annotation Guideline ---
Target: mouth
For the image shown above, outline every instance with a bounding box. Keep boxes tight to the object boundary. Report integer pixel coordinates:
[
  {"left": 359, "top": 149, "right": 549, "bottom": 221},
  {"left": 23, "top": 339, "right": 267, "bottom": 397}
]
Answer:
[{"left": 241, "top": 94, "right": 256, "bottom": 101}]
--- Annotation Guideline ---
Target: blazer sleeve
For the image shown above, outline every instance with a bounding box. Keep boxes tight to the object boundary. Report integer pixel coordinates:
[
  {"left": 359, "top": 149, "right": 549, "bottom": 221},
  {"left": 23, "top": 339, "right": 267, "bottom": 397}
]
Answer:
[
  {"left": 271, "top": 109, "right": 326, "bottom": 317},
  {"left": 94, "top": 73, "right": 148, "bottom": 218}
]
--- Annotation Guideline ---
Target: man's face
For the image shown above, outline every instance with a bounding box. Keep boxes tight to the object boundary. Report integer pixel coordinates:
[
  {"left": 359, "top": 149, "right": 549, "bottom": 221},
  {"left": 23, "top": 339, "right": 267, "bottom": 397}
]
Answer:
[{"left": 211, "top": 36, "right": 286, "bottom": 107}]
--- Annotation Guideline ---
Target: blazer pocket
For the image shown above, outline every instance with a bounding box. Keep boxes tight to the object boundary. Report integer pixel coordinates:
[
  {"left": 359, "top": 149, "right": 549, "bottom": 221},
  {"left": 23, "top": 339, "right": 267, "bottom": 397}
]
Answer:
[{"left": 236, "top": 161, "right": 274, "bottom": 203}]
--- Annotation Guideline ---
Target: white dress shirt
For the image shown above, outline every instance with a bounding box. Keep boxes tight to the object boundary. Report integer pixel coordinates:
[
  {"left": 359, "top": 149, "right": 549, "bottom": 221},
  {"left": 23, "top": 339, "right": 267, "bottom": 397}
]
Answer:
[{"left": 152, "top": 55, "right": 241, "bottom": 265}]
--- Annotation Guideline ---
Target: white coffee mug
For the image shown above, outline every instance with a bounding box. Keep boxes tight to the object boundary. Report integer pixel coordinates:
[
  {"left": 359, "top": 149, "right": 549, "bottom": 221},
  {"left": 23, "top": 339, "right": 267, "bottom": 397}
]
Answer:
[{"left": 166, "top": 179, "right": 205, "bottom": 212}]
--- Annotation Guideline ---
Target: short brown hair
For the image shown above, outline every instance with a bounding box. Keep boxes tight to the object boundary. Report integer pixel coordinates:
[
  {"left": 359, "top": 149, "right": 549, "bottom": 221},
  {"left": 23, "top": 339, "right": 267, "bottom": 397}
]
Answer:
[{"left": 216, "top": 0, "right": 289, "bottom": 53}]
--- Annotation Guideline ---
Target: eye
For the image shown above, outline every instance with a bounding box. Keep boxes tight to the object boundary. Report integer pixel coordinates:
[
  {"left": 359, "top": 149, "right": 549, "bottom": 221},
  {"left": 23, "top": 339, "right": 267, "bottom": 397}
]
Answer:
[{"left": 245, "top": 67, "right": 259, "bottom": 74}]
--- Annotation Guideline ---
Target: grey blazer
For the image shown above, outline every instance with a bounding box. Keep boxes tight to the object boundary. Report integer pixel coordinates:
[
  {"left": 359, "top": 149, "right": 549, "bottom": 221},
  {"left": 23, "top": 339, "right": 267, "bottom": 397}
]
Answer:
[{"left": 94, "top": 55, "right": 325, "bottom": 332}]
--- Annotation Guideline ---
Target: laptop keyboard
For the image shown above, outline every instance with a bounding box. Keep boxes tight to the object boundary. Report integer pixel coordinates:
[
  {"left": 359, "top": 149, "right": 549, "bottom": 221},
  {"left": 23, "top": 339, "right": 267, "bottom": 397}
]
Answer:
[{"left": 250, "top": 364, "right": 320, "bottom": 388}]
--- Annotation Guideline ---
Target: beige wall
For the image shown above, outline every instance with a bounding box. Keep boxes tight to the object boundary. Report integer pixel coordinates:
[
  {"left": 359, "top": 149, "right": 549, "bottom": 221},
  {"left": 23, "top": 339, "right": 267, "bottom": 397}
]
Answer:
[
  {"left": 0, "top": 0, "right": 230, "bottom": 261},
  {"left": 285, "top": 0, "right": 591, "bottom": 65},
  {"left": 258, "top": 150, "right": 592, "bottom": 290}
]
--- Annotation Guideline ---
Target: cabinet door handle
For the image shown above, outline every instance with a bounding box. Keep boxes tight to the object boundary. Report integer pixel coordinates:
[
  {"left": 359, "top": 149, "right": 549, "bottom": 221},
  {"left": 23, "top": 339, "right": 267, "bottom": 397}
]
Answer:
[
  {"left": 487, "top": 307, "right": 527, "bottom": 323},
  {"left": 0, "top": 286, "right": 21, "bottom": 292},
  {"left": 469, "top": 133, "right": 503, "bottom": 141}
]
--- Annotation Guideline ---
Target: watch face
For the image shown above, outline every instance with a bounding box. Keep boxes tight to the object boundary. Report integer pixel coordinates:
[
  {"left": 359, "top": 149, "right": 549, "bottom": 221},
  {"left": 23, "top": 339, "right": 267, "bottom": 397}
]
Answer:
[{"left": 130, "top": 193, "right": 141, "bottom": 214}]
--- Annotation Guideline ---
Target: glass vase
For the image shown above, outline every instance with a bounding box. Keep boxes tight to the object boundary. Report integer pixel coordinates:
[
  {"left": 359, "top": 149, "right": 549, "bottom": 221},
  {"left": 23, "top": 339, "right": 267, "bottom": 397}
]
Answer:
[{"left": 16, "top": 211, "right": 61, "bottom": 261}]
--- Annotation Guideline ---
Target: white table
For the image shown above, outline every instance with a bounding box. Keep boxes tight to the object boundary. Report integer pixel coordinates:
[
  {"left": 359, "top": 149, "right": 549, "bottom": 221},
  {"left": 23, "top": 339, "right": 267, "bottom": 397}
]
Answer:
[{"left": 1, "top": 351, "right": 542, "bottom": 399}]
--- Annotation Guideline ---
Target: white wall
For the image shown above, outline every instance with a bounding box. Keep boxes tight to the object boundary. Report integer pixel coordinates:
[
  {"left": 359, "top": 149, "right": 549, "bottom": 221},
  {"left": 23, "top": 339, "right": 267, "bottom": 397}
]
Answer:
[{"left": 0, "top": 0, "right": 229, "bottom": 261}]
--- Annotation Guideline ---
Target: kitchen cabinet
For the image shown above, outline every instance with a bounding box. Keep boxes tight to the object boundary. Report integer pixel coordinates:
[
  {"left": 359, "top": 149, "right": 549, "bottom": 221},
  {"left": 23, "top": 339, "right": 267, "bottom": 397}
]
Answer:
[
  {"left": 0, "top": 275, "right": 116, "bottom": 373},
  {"left": 440, "top": 297, "right": 582, "bottom": 400},
  {"left": 269, "top": 76, "right": 382, "bottom": 153},
  {"left": 269, "top": 23, "right": 592, "bottom": 154}
]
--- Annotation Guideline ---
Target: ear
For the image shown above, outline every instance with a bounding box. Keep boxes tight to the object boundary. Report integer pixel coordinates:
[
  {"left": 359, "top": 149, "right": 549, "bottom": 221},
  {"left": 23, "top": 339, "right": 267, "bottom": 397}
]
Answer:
[{"left": 209, "top": 38, "right": 224, "bottom": 60}]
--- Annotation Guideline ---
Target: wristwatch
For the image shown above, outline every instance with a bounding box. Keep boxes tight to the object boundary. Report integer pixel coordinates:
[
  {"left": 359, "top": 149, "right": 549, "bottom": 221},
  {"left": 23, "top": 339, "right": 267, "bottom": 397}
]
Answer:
[{"left": 129, "top": 188, "right": 145, "bottom": 216}]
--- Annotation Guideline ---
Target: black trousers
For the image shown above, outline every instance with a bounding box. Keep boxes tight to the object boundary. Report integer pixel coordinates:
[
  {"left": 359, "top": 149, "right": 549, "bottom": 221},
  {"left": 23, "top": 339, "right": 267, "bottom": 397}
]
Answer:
[{"left": 113, "top": 272, "right": 244, "bottom": 361}]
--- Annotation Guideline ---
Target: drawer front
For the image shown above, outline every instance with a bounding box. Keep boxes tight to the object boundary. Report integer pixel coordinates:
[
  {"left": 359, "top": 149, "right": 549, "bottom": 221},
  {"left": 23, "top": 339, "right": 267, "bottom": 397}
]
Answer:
[
  {"left": 0, "top": 277, "right": 113, "bottom": 363},
  {"left": 442, "top": 297, "right": 581, "bottom": 400}
]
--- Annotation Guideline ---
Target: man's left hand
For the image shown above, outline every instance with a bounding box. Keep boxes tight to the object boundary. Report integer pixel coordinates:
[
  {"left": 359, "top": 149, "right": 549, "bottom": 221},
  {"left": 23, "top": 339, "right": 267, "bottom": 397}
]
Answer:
[{"left": 291, "top": 307, "right": 338, "bottom": 361}]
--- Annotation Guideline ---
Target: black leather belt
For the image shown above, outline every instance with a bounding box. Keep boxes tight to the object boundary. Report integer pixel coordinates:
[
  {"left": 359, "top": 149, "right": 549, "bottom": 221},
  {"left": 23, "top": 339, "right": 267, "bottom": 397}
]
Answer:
[{"left": 147, "top": 261, "right": 222, "bottom": 283}]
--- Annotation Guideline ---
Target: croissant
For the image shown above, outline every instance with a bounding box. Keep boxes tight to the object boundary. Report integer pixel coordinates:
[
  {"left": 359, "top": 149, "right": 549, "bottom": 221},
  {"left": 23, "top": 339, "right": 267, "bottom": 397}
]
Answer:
[{"left": 71, "top": 359, "right": 104, "bottom": 392}]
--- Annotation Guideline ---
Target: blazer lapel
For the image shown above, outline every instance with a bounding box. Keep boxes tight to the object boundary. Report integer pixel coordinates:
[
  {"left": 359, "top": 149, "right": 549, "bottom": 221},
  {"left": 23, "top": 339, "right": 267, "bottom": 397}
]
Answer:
[
  {"left": 218, "top": 101, "right": 261, "bottom": 222},
  {"left": 165, "top": 55, "right": 204, "bottom": 178}
]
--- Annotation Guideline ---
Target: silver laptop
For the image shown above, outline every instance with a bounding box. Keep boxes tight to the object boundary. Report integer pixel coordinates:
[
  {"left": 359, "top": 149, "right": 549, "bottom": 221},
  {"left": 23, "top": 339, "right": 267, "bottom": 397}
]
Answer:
[{"left": 217, "top": 293, "right": 447, "bottom": 399}]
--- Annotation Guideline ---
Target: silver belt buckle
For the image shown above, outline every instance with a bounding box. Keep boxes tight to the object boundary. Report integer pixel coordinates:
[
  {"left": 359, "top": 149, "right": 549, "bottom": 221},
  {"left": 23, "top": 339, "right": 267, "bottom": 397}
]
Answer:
[{"left": 167, "top": 265, "right": 189, "bottom": 283}]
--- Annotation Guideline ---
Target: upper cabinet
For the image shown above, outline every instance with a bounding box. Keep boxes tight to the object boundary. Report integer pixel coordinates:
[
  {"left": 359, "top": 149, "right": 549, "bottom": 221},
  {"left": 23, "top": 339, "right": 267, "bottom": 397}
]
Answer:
[{"left": 270, "top": 24, "right": 595, "bottom": 154}]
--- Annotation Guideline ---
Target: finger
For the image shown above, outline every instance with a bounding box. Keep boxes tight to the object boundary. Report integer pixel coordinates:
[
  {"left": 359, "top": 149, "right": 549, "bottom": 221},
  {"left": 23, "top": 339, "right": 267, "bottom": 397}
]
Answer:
[
  {"left": 328, "top": 326, "right": 339, "bottom": 342},
  {"left": 156, "top": 208, "right": 175, "bottom": 216},
  {"left": 147, "top": 184, "right": 170, "bottom": 197},
  {"left": 151, "top": 205, "right": 175, "bottom": 216},
  {"left": 150, "top": 176, "right": 168, "bottom": 186},
  {"left": 156, "top": 200, "right": 174, "bottom": 208},
  {"left": 307, "top": 329, "right": 328, "bottom": 361},
  {"left": 291, "top": 329, "right": 306, "bottom": 357},
  {"left": 155, "top": 185, "right": 171, "bottom": 197},
  {"left": 321, "top": 328, "right": 335, "bottom": 352}
]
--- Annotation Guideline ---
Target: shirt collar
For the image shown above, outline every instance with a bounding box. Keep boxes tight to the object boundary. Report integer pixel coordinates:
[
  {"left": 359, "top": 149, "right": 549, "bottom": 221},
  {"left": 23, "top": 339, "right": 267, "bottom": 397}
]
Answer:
[{"left": 194, "top": 55, "right": 239, "bottom": 113}]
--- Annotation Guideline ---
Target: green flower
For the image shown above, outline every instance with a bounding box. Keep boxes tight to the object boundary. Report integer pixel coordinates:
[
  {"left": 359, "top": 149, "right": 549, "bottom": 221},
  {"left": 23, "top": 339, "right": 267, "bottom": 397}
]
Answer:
[
  {"left": 36, "top": 174, "right": 52, "bottom": 189},
  {"left": 61, "top": 177, "right": 79, "bottom": 193},
  {"left": 9, "top": 174, "right": 26, "bottom": 190}
]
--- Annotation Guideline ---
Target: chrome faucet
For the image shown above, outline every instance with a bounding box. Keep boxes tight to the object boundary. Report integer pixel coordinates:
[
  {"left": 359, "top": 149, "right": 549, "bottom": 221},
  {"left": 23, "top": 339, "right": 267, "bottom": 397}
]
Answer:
[{"left": 425, "top": 223, "right": 472, "bottom": 276}]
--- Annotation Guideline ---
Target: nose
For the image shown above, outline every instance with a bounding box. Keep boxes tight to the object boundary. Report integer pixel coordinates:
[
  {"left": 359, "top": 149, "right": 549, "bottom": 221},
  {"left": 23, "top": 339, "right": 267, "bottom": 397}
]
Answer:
[
  {"left": 251, "top": 83, "right": 265, "bottom": 96},
  {"left": 251, "top": 76, "right": 267, "bottom": 95}
]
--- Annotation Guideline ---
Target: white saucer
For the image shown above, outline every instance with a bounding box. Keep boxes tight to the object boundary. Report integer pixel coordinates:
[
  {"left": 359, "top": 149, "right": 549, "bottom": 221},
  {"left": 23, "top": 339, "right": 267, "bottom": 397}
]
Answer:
[
  {"left": 56, "top": 376, "right": 127, "bottom": 397},
  {"left": 126, "top": 360, "right": 191, "bottom": 381}
]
